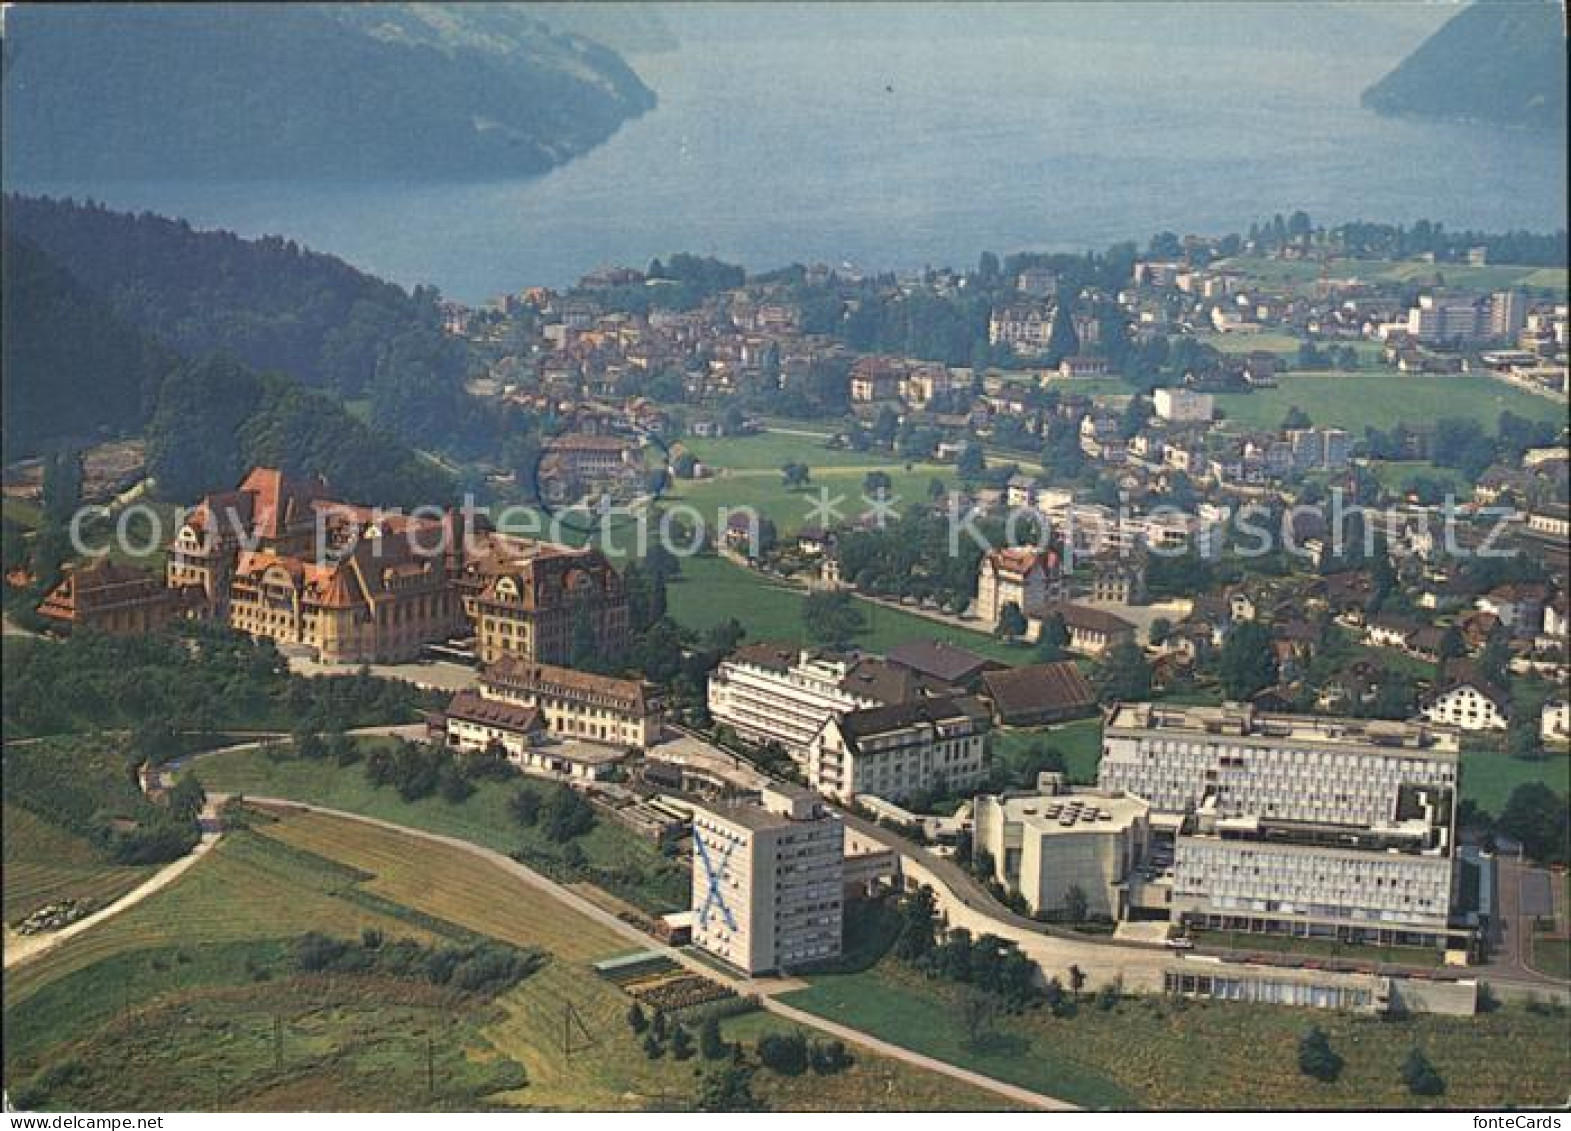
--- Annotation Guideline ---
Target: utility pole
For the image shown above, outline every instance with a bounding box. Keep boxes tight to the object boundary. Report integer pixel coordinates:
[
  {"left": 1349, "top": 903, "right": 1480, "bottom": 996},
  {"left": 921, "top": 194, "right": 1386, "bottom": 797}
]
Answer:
[
  {"left": 426, "top": 1033, "right": 435, "bottom": 1100},
  {"left": 274, "top": 1013, "right": 283, "bottom": 1072}
]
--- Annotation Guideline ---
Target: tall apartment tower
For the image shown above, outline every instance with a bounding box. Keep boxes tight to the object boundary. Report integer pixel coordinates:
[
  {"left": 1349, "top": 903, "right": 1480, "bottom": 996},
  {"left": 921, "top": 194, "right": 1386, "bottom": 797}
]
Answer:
[{"left": 690, "top": 785, "right": 844, "bottom": 975}]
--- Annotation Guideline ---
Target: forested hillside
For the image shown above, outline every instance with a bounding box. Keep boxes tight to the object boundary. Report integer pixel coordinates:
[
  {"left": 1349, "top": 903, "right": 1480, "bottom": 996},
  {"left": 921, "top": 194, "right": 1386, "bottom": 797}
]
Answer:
[
  {"left": 1362, "top": 0, "right": 1567, "bottom": 130},
  {"left": 4, "top": 195, "right": 480, "bottom": 451},
  {"left": 1, "top": 3, "right": 655, "bottom": 180},
  {"left": 1, "top": 235, "right": 179, "bottom": 456},
  {"left": 145, "top": 355, "right": 454, "bottom": 507}
]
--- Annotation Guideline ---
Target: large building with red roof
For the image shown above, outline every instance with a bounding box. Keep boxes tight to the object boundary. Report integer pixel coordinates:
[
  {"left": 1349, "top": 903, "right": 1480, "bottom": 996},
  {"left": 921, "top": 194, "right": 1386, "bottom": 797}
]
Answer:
[{"left": 166, "top": 467, "right": 628, "bottom": 665}]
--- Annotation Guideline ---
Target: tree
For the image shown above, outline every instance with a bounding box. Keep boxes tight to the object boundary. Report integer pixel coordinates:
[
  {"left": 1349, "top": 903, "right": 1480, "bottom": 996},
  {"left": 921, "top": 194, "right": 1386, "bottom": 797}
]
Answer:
[
  {"left": 781, "top": 461, "right": 811, "bottom": 488},
  {"left": 699, "top": 1014, "right": 728, "bottom": 1060},
  {"left": 651, "top": 1008, "right": 669, "bottom": 1041},
  {"left": 757, "top": 1031, "right": 809, "bottom": 1076},
  {"left": 1297, "top": 1025, "right": 1344, "bottom": 1082},
  {"left": 1219, "top": 621, "right": 1276, "bottom": 700},
  {"left": 540, "top": 786, "right": 596, "bottom": 842},
  {"left": 1498, "top": 782, "right": 1570, "bottom": 864},
  {"left": 809, "top": 1039, "right": 852, "bottom": 1075},
  {"left": 1508, "top": 717, "right": 1544, "bottom": 761},
  {"left": 1281, "top": 406, "right": 1312, "bottom": 431},
  {"left": 956, "top": 442, "right": 986, "bottom": 480},
  {"left": 959, "top": 988, "right": 999, "bottom": 1048},
  {"left": 1097, "top": 640, "right": 1152, "bottom": 701},
  {"left": 1046, "top": 301, "right": 1080, "bottom": 365},
  {"left": 509, "top": 787, "right": 541, "bottom": 827},
  {"left": 670, "top": 1023, "right": 694, "bottom": 1061},
  {"left": 1402, "top": 1047, "right": 1445, "bottom": 1097},
  {"left": 1478, "top": 629, "right": 1511, "bottom": 689},
  {"left": 863, "top": 470, "right": 892, "bottom": 497},
  {"left": 695, "top": 1064, "right": 760, "bottom": 1112},
  {"left": 1035, "top": 612, "right": 1070, "bottom": 661},
  {"left": 642, "top": 1032, "right": 664, "bottom": 1060},
  {"left": 995, "top": 601, "right": 1028, "bottom": 641},
  {"left": 1063, "top": 884, "right": 1089, "bottom": 926},
  {"left": 802, "top": 590, "right": 865, "bottom": 648},
  {"left": 627, "top": 1003, "right": 648, "bottom": 1033},
  {"left": 1148, "top": 617, "right": 1173, "bottom": 646}
]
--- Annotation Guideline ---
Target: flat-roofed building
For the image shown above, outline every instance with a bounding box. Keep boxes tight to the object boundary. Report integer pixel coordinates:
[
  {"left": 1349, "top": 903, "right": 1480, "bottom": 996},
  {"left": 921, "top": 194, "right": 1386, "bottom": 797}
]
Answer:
[
  {"left": 974, "top": 786, "right": 1149, "bottom": 918},
  {"left": 690, "top": 785, "right": 844, "bottom": 975},
  {"left": 1099, "top": 702, "right": 1465, "bottom": 949},
  {"left": 707, "top": 643, "right": 954, "bottom": 760},
  {"left": 809, "top": 695, "right": 990, "bottom": 803}
]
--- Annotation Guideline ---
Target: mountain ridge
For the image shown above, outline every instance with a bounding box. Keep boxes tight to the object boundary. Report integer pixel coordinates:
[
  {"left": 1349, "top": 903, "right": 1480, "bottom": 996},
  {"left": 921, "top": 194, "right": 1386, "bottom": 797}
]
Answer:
[{"left": 1362, "top": 0, "right": 1567, "bottom": 131}]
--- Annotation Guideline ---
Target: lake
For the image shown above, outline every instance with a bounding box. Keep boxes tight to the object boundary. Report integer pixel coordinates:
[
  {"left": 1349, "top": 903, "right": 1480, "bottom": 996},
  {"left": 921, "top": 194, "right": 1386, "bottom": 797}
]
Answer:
[{"left": 12, "top": 17, "right": 1566, "bottom": 303}]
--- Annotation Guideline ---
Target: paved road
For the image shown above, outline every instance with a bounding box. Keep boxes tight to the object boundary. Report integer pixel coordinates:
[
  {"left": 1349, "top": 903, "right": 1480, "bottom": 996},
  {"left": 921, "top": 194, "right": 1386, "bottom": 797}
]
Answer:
[{"left": 226, "top": 794, "right": 1078, "bottom": 1112}]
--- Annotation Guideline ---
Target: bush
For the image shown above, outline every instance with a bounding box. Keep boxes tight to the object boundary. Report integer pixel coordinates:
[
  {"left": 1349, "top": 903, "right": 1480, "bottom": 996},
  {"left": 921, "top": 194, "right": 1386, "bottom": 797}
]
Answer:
[
  {"left": 700, "top": 1015, "right": 728, "bottom": 1060},
  {"left": 540, "top": 785, "right": 596, "bottom": 842},
  {"left": 1297, "top": 1025, "right": 1344, "bottom": 1082},
  {"left": 510, "top": 787, "right": 542, "bottom": 826},
  {"left": 809, "top": 1039, "right": 852, "bottom": 1075},
  {"left": 1402, "top": 1047, "right": 1445, "bottom": 1097},
  {"left": 628, "top": 1003, "right": 648, "bottom": 1033},
  {"left": 757, "top": 1031, "right": 809, "bottom": 1077}
]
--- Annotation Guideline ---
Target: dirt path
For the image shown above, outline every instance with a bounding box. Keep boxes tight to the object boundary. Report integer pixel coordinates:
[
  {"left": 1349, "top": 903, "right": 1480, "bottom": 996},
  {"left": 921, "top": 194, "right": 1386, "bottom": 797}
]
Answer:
[
  {"left": 231, "top": 794, "right": 1078, "bottom": 1112},
  {"left": 4, "top": 818, "right": 223, "bottom": 970}
]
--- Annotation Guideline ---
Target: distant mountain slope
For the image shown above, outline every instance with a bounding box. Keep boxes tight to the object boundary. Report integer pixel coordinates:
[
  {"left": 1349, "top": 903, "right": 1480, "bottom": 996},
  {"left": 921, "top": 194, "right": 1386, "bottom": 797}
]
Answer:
[
  {"left": 1362, "top": 0, "right": 1567, "bottom": 130},
  {"left": 528, "top": 3, "right": 678, "bottom": 53},
  {"left": 1, "top": 3, "right": 655, "bottom": 181},
  {"left": 4, "top": 195, "right": 480, "bottom": 453},
  {"left": 1, "top": 234, "right": 178, "bottom": 456}
]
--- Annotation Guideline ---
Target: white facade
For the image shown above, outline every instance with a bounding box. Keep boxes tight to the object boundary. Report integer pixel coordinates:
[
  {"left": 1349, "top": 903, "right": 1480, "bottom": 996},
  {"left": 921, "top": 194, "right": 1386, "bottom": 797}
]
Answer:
[
  {"left": 810, "top": 698, "right": 988, "bottom": 804},
  {"left": 1422, "top": 683, "right": 1509, "bottom": 732},
  {"left": 1173, "top": 833, "right": 1455, "bottom": 934},
  {"left": 1153, "top": 388, "right": 1215, "bottom": 423},
  {"left": 690, "top": 786, "right": 844, "bottom": 975},
  {"left": 1543, "top": 699, "right": 1570, "bottom": 745},
  {"left": 1100, "top": 703, "right": 1462, "bottom": 946},
  {"left": 973, "top": 789, "right": 1149, "bottom": 918},
  {"left": 1100, "top": 703, "right": 1459, "bottom": 826},
  {"left": 707, "top": 648, "right": 876, "bottom": 757}
]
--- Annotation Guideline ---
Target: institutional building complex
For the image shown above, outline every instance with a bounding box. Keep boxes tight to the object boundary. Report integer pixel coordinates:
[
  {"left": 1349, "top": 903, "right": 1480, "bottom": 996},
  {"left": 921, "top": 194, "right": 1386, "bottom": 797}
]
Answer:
[
  {"left": 1097, "top": 702, "right": 1464, "bottom": 949},
  {"left": 706, "top": 643, "right": 956, "bottom": 759},
  {"left": 166, "top": 467, "right": 628, "bottom": 665},
  {"left": 689, "top": 785, "right": 844, "bottom": 975},
  {"left": 809, "top": 695, "right": 990, "bottom": 803}
]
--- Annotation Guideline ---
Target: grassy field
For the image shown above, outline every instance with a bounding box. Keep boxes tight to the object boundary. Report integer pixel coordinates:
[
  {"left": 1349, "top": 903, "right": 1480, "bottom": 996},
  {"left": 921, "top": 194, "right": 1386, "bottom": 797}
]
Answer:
[
  {"left": 1215, "top": 256, "right": 1570, "bottom": 296},
  {"left": 179, "top": 740, "right": 690, "bottom": 915},
  {"left": 783, "top": 958, "right": 1571, "bottom": 1109},
  {"left": 1460, "top": 749, "right": 1571, "bottom": 816},
  {"left": 665, "top": 555, "right": 1028, "bottom": 665},
  {"left": 667, "top": 464, "right": 951, "bottom": 537},
  {"left": 1366, "top": 461, "right": 1471, "bottom": 498},
  {"left": 2, "top": 803, "right": 152, "bottom": 925},
  {"left": 988, "top": 718, "right": 1104, "bottom": 785},
  {"left": 1214, "top": 371, "right": 1564, "bottom": 435},
  {"left": 5, "top": 808, "right": 1010, "bottom": 1112}
]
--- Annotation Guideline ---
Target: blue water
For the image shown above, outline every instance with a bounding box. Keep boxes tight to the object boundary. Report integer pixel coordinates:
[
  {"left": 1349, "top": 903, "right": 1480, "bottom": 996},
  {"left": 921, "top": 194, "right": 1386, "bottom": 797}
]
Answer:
[{"left": 12, "top": 19, "right": 1566, "bottom": 303}]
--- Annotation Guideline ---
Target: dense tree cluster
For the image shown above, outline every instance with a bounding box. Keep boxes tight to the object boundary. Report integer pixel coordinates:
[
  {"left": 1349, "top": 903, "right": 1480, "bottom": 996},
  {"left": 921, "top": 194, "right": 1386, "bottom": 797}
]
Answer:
[
  {"left": 293, "top": 931, "right": 542, "bottom": 996},
  {"left": 1, "top": 624, "right": 441, "bottom": 737}
]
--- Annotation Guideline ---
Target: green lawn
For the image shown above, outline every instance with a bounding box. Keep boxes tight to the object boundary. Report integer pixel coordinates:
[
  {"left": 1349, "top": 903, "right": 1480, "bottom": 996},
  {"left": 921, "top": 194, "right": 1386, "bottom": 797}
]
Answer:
[
  {"left": 989, "top": 718, "right": 1103, "bottom": 785},
  {"left": 666, "top": 464, "right": 951, "bottom": 537},
  {"left": 665, "top": 555, "right": 1028, "bottom": 665},
  {"left": 1366, "top": 461, "right": 1471, "bottom": 498},
  {"left": 181, "top": 740, "right": 689, "bottom": 915},
  {"left": 783, "top": 957, "right": 1571, "bottom": 1109},
  {"left": 1214, "top": 370, "right": 1563, "bottom": 435},
  {"left": 1215, "top": 255, "right": 1570, "bottom": 297},
  {"left": 1460, "top": 749, "right": 1571, "bottom": 816}
]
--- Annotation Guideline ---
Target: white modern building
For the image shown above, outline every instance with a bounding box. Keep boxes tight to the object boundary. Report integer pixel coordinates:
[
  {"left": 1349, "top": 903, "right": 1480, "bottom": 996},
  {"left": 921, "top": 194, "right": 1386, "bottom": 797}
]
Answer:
[
  {"left": 1154, "top": 387, "right": 1215, "bottom": 423},
  {"left": 809, "top": 695, "right": 990, "bottom": 803},
  {"left": 973, "top": 785, "right": 1149, "bottom": 919},
  {"left": 1099, "top": 702, "right": 1465, "bottom": 948},
  {"left": 706, "top": 643, "right": 954, "bottom": 760},
  {"left": 690, "top": 784, "right": 844, "bottom": 975},
  {"left": 1542, "top": 699, "right": 1570, "bottom": 746}
]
